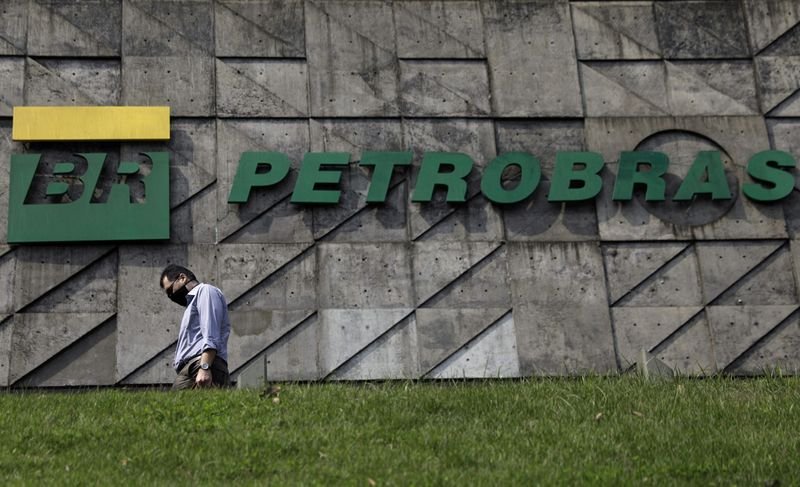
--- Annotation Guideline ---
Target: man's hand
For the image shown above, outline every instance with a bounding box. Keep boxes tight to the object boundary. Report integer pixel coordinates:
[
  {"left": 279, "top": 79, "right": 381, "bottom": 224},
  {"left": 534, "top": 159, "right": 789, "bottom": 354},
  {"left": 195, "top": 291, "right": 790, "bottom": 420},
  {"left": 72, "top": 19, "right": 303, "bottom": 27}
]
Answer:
[{"left": 195, "top": 368, "right": 213, "bottom": 388}]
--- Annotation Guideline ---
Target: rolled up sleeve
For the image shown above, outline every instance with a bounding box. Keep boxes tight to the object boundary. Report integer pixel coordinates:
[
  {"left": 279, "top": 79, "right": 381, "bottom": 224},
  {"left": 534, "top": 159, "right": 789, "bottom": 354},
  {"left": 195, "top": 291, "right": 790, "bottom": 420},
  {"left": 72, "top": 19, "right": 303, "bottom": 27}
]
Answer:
[{"left": 195, "top": 285, "right": 226, "bottom": 353}]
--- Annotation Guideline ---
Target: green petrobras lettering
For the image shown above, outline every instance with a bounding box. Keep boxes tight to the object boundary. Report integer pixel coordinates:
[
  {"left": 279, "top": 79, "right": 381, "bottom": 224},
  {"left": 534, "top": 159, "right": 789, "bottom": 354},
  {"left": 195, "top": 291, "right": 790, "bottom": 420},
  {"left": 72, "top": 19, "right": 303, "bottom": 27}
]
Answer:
[
  {"left": 359, "top": 151, "right": 413, "bottom": 203},
  {"left": 411, "top": 152, "right": 473, "bottom": 203},
  {"left": 547, "top": 151, "right": 605, "bottom": 202},
  {"left": 7, "top": 152, "right": 169, "bottom": 243},
  {"left": 481, "top": 152, "right": 541, "bottom": 204},
  {"left": 673, "top": 151, "right": 731, "bottom": 201},
  {"left": 228, "top": 152, "right": 291, "bottom": 203},
  {"left": 743, "top": 150, "right": 796, "bottom": 202},
  {"left": 291, "top": 152, "right": 350, "bottom": 204},
  {"left": 612, "top": 151, "right": 669, "bottom": 201}
]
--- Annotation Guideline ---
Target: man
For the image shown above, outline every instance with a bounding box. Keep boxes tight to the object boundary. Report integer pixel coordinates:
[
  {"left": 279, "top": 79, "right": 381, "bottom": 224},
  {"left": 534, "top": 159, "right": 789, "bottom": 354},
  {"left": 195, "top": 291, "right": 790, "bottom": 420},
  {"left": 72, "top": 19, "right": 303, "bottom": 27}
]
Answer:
[{"left": 160, "top": 264, "right": 231, "bottom": 389}]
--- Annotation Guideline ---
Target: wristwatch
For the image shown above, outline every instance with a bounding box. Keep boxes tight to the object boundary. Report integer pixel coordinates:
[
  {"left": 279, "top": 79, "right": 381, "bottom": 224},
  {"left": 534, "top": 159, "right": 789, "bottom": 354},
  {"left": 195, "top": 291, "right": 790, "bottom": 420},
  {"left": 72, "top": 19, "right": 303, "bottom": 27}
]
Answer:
[{"left": 199, "top": 362, "right": 210, "bottom": 370}]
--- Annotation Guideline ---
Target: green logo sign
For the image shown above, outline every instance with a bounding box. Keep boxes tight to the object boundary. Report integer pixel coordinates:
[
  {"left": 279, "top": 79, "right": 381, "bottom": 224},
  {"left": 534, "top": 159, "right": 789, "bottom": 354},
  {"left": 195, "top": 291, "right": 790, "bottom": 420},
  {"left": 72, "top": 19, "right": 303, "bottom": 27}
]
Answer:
[{"left": 8, "top": 152, "right": 170, "bottom": 243}]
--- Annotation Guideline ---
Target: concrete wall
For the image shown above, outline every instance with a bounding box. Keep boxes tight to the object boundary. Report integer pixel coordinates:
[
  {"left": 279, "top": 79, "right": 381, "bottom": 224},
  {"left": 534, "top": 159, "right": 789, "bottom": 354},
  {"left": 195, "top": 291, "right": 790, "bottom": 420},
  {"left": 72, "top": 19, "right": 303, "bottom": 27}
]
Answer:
[{"left": 1, "top": 0, "right": 799, "bottom": 387}]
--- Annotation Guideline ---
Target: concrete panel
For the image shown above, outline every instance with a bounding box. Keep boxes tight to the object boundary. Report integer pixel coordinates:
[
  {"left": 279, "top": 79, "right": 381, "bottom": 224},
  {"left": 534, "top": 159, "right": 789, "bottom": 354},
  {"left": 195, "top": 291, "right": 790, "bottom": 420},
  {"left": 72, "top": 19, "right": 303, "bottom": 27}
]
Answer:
[
  {"left": 8, "top": 312, "right": 115, "bottom": 384},
  {"left": 16, "top": 318, "right": 117, "bottom": 387},
  {"left": 216, "top": 119, "right": 309, "bottom": 242},
  {"left": 120, "top": 347, "right": 174, "bottom": 385},
  {"left": 712, "top": 244, "right": 797, "bottom": 306},
  {"left": 116, "top": 244, "right": 217, "bottom": 382},
  {"left": 224, "top": 197, "right": 315, "bottom": 244},
  {"left": 502, "top": 180, "right": 599, "bottom": 242},
  {"left": 0, "top": 316, "right": 11, "bottom": 386},
  {"left": 0, "top": 56, "right": 24, "bottom": 116},
  {"left": 650, "top": 311, "right": 716, "bottom": 375},
  {"left": 589, "top": 117, "right": 786, "bottom": 241},
  {"left": 755, "top": 56, "right": 800, "bottom": 116},
  {"left": 571, "top": 1, "right": 660, "bottom": 60},
  {"left": 707, "top": 305, "right": 798, "bottom": 370},
  {"left": 727, "top": 311, "right": 800, "bottom": 375},
  {"left": 744, "top": 0, "right": 800, "bottom": 54},
  {"left": 611, "top": 306, "right": 704, "bottom": 368},
  {"left": 227, "top": 309, "right": 315, "bottom": 374},
  {"left": 0, "top": 0, "right": 28, "bottom": 55},
  {"left": 14, "top": 246, "right": 113, "bottom": 311},
  {"left": 666, "top": 61, "right": 759, "bottom": 116},
  {"left": 507, "top": 242, "right": 609, "bottom": 307},
  {"left": 0, "top": 250, "right": 14, "bottom": 315},
  {"left": 216, "top": 59, "right": 308, "bottom": 117},
  {"left": 696, "top": 241, "right": 786, "bottom": 305},
  {"left": 416, "top": 307, "right": 510, "bottom": 375},
  {"left": 513, "top": 304, "right": 617, "bottom": 375},
  {"left": 169, "top": 186, "right": 217, "bottom": 244},
  {"left": 421, "top": 245, "right": 510, "bottom": 309},
  {"left": 482, "top": 1, "right": 582, "bottom": 117},
  {"left": 495, "top": 120, "right": 585, "bottom": 174},
  {"left": 604, "top": 242, "right": 701, "bottom": 306},
  {"left": 414, "top": 195, "right": 504, "bottom": 242},
  {"left": 580, "top": 61, "right": 669, "bottom": 117},
  {"left": 305, "top": 0, "right": 399, "bottom": 116},
  {"left": 123, "top": 0, "right": 212, "bottom": 56},
  {"left": 215, "top": 0, "right": 305, "bottom": 58},
  {"left": 216, "top": 243, "right": 311, "bottom": 303},
  {"left": 122, "top": 56, "right": 214, "bottom": 117},
  {"left": 395, "top": 1, "right": 484, "bottom": 59},
  {"left": 413, "top": 241, "right": 502, "bottom": 306},
  {"left": 399, "top": 60, "right": 490, "bottom": 117},
  {"left": 329, "top": 314, "right": 419, "bottom": 380},
  {"left": 317, "top": 243, "right": 413, "bottom": 309},
  {"left": 654, "top": 1, "right": 750, "bottom": 59},
  {"left": 310, "top": 119, "right": 404, "bottom": 154},
  {"left": 0, "top": 121, "right": 22, "bottom": 242},
  {"left": 25, "top": 58, "right": 120, "bottom": 105},
  {"left": 258, "top": 312, "right": 320, "bottom": 381},
  {"left": 27, "top": 0, "right": 120, "bottom": 56},
  {"left": 25, "top": 251, "right": 117, "bottom": 313},
  {"left": 226, "top": 248, "right": 316, "bottom": 311},
  {"left": 428, "top": 312, "right": 520, "bottom": 379},
  {"left": 320, "top": 308, "right": 413, "bottom": 378}
]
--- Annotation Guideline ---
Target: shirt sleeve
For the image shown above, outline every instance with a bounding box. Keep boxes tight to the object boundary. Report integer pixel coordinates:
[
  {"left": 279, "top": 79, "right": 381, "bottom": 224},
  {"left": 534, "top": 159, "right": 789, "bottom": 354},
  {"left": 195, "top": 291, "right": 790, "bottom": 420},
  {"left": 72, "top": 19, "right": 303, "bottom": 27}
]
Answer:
[{"left": 195, "top": 285, "right": 226, "bottom": 353}]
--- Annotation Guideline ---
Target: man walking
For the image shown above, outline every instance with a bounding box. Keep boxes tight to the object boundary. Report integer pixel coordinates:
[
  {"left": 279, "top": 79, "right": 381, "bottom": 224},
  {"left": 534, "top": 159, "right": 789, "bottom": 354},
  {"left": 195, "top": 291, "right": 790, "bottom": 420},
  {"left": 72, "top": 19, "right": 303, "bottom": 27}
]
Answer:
[{"left": 160, "top": 264, "right": 231, "bottom": 389}]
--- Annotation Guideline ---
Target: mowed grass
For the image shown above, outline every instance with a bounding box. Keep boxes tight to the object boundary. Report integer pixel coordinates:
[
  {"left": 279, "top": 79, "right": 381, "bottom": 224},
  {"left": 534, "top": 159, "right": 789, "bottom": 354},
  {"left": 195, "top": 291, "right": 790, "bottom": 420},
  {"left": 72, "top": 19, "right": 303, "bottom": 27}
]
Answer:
[{"left": 1, "top": 377, "right": 798, "bottom": 486}]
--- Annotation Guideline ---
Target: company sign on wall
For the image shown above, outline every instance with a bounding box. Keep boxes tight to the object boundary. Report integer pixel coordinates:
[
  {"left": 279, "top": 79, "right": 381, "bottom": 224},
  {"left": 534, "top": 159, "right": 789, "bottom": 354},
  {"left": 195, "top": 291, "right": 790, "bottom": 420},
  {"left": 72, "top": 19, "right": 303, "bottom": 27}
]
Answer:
[{"left": 7, "top": 106, "right": 798, "bottom": 244}]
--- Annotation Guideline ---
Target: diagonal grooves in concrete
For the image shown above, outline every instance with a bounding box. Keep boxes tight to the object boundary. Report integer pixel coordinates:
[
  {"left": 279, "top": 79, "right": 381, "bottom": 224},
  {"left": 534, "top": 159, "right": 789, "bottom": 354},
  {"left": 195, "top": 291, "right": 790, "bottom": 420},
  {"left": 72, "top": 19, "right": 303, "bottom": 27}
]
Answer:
[
  {"left": 573, "top": 5, "right": 660, "bottom": 56},
  {"left": 665, "top": 60, "right": 755, "bottom": 113},
  {"left": 755, "top": 18, "right": 800, "bottom": 57},
  {"left": 420, "top": 309, "right": 513, "bottom": 379},
  {"left": 36, "top": 2, "right": 116, "bottom": 52},
  {"left": 420, "top": 68, "right": 490, "bottom": 114},
  {"left": 395, "top": 3, "right": 482, "bottom": 57},
  {"left": 655, "top": 3, "right": 746, "bottom": 56},
  {"left": 308, "top": 0, "right": 395, "bottom": 55},
  {"left": 15, "top": 247, "right": 118, "bottom": 314},
  {"left": 217, "top": 59, "right": 306, "bottom": 115},
  {"left": 722, "top": 306, "right": 800, "bottom": 373},
  {"left": 315, "top": 177, "right": 407, "bottom": 243},
  {"left": 412, "top": 188, "right": 485, "bottom": 242},
  {"left": 128, "top": 1, "right": 210, "bottom": 54},
  {"left": 117, "top": 338, "right": 176, "bottom": 384},
  {"left": 29, "top": 57, "right": 107, "bottom": 105},
  {"left": 229, "top": 311, "right": 317, "bottom": 375},
  {"left": 170, "top": 178, "right": 216, "bottom": 212},
  {"left": 225, "top": 244, "right": 315, "bottom": 308},
  {"left": 217, "top": 1, "right": 300, "bottom": 51},
  {"left": 10, "top": 313, "right": 117, "bottom": 387},
  {"left": 706, "top": 241, "right": 789, "bottom": 307},
  {"left": 765, "top": 86, "right": 800, "bottom": 117},
  {"left": 582, "top": 62, "right": 669, "bottom": 114},
  {"left": 610, "top": 242, "right": 693, "bottom": 308},
  {"left": 417, "top": 243, "right": 506, "bottom": 307},
  {"left": 0, "top": 34, "right": 22, "bottom": 54},
  {"left": 218, "top": 189, "right": 295, "bottom": 243},
  {"left": 647, "top": 307, "right": 707, "bottom": 356}
]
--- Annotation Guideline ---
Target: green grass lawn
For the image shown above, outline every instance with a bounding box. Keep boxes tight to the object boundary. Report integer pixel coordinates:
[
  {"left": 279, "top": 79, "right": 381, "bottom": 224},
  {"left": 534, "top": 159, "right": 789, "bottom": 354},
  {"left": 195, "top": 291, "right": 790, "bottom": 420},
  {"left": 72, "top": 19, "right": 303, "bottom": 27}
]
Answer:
[{"left": 1, "top": 377, "right": 797, "bottom": 485}]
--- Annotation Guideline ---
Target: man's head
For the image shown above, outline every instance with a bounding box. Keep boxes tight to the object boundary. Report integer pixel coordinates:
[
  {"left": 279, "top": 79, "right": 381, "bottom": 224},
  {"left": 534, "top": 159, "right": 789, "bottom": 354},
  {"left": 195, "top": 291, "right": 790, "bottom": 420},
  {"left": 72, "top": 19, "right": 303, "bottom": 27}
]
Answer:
[{"left": 160, "top": 265, "right": 197, "bottom": 306}]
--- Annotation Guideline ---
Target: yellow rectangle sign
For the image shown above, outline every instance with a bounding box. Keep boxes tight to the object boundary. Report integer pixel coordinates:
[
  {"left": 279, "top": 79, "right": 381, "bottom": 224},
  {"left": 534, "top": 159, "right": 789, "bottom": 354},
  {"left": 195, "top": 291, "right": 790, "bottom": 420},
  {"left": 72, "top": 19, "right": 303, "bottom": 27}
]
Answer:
[{"left": 12, "top": 106, "right": 170, "bottom": 141}]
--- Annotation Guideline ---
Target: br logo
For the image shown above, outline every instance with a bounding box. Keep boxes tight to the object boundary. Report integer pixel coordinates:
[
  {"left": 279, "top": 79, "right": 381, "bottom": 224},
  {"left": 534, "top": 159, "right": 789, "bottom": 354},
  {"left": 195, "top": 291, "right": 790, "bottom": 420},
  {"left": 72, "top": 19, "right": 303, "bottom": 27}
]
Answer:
[{"left": 8, "top": 106, "right": 171, "bottom": 243}]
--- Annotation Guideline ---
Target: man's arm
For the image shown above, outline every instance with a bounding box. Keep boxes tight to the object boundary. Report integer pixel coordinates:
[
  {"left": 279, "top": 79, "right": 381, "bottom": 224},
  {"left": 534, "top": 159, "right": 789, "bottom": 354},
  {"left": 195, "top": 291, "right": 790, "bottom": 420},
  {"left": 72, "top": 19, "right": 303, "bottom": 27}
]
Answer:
[
  {"left": 194, "top": 285, "right": 226, "bottom": 388},
  {"left": 196, "top": 348, "right": 216, "bottom": 387}
]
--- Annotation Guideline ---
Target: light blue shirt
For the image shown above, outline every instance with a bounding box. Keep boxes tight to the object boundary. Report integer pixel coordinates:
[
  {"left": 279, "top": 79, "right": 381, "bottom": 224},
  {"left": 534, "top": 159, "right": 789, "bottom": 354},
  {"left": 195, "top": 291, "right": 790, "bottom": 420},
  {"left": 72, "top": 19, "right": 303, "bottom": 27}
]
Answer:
[{"left": 173, "top": 283, "right": 231, "bottom": 371}]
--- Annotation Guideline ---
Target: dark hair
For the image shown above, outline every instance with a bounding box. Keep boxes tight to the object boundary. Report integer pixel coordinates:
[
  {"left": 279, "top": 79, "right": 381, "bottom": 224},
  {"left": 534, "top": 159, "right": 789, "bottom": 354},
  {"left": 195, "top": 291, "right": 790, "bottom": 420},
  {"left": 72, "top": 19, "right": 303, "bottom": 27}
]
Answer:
[{"left": 159, "top": 264, "right": 197, "bottom": 288}]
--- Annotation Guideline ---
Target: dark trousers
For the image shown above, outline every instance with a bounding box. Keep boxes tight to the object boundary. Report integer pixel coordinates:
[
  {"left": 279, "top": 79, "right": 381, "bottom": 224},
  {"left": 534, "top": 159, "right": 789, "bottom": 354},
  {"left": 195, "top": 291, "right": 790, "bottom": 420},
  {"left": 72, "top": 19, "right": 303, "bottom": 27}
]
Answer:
[{"left": 172, "top": 355, "right": 230, "bottom": 390}]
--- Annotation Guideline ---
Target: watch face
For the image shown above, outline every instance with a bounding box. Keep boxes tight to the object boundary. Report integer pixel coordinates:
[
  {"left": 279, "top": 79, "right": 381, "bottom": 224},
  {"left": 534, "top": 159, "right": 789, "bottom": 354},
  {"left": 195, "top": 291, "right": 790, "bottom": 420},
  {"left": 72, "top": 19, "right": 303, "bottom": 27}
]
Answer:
[{"left": 200, "top": 362, "right": 210, "bottom": 370}]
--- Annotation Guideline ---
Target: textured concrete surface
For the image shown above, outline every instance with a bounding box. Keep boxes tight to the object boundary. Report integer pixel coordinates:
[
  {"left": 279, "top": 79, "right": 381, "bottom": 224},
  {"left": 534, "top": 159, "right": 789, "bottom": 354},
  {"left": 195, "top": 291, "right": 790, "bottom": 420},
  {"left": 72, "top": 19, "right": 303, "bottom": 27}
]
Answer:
[{"left": 1, "top": 0, "right": 799, "bottom": 386}]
